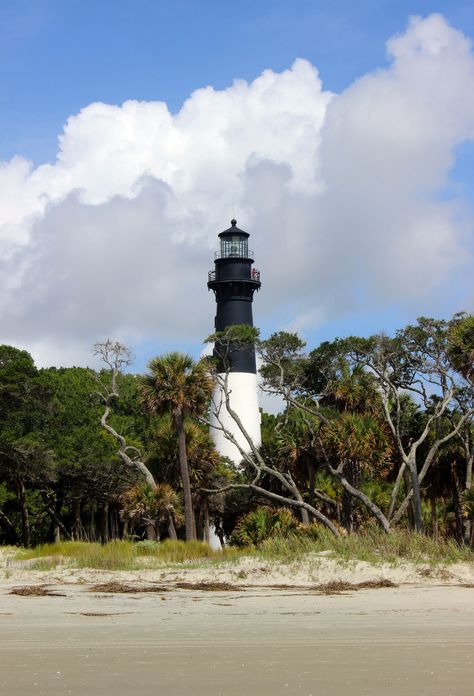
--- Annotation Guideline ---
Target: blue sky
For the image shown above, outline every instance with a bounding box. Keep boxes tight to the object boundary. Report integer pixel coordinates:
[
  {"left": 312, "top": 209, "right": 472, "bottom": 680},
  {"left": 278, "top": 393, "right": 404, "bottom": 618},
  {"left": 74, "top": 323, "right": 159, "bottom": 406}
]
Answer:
[
  {"left": 0, "top": 1, "right": 473, "bottom": 373},
  {"left": 2, "top": 0, "right": 473, "bottom": 164}
]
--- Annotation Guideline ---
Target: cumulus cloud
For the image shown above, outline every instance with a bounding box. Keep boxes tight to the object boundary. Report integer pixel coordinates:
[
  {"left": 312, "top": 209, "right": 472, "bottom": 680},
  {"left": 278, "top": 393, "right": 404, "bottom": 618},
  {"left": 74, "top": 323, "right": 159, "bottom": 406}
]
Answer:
[{"left": 1, "top": 14, "right": 473, "bottom": 367}]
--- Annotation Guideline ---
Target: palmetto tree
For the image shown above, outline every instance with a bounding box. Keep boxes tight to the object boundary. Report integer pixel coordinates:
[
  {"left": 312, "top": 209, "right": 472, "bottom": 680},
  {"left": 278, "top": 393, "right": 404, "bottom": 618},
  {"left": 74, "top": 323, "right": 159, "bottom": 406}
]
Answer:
[
  {"left": 322, "top": 412, "right": 392, "bottom": 532},
  {"left": 140, "top": 353, "right": 214, "bottom": 541},
  {"left": 147, "top": 415, "right": 225, "bottom": 540},
  {"left": 447, "top": 314, "right": 474, "bottom": 384},
  {"left": 120, "top": 482, "right": 181, "bottom": 540},
  {"left": 324, "top": 362, "right": 381, "bottom": 414}
]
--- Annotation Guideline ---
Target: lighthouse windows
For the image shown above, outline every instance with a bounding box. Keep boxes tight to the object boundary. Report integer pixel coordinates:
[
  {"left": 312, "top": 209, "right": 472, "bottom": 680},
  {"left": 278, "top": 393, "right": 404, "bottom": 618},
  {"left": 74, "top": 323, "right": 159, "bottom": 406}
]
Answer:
[{"left": 220, "top": 236, "right": 249, "bottom": 259}]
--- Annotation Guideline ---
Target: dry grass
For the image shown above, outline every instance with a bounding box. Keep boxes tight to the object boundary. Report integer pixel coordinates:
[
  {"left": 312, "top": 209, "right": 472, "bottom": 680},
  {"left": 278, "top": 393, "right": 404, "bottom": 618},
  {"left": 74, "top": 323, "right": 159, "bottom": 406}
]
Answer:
[
  {"left": 9, "top": 585, "right": 66, "bottom": 597},
  {"left": 258, "top": 527, "right": 474, "bottom": 565},
  {"left": 175, "top": 581, "right": 238, "bottom": 591},
  {"left": 311, "top": 579, "right": 397, "bottom": 595},
  {"left": 88, "top": 582, "right": 170, "bottom": 593}
]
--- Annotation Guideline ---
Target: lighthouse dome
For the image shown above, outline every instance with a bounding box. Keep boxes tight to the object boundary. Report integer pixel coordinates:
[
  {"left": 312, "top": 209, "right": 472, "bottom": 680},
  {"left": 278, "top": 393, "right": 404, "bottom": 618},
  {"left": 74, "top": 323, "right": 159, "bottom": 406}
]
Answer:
[{"left": 218, "top": 219, "right": 250, "bottom": 239}]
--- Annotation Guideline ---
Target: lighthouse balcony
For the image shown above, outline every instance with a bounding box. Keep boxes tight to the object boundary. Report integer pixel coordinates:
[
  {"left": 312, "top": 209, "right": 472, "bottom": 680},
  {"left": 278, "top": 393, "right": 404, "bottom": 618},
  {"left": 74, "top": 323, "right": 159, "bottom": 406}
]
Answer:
[{"left": 208, "top": 268, "right": 261, "bottom": 283}]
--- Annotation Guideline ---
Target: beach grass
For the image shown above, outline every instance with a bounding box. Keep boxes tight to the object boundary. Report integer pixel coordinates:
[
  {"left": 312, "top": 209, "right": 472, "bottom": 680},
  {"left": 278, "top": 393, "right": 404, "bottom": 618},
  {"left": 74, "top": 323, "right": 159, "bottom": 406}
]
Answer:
[
  {"left": 10, "top": 527, "right": 474, "bottom": 571},
  {"left": 257, "top": 527, "right": 474, "bottom": 565},
  {"left": 13, "top": 539, "right": 244, "bottom": 571}
]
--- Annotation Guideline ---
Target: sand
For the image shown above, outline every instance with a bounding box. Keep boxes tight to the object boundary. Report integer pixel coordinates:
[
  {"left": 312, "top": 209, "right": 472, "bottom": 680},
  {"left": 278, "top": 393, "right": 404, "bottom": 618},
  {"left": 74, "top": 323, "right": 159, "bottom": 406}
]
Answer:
[{"left": 1, "top": 554, "right": 473, "bottom": 695}]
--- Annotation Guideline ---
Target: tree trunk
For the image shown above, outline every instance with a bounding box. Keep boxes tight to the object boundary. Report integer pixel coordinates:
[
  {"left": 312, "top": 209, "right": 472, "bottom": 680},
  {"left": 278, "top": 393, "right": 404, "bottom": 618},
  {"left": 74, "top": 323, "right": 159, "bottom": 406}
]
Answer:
[
  {"left": 307, "top": 461, "right": 316, "bottom": 510},
  {"left": 342, "top": 488, "right": 353, "bottom": 533},
  {"left": 145, "top": 523, "right": 157, "bottom": 541},
  {"left": 110, "top": 508, "right": 120, "bottom": 540},
  {"left": 167, "top": 509, "right": 178, "bottom": 540},
  {"left": 341, "top": 461, "right": 359, "bottom": 533},
  {"left": 17, "top": 479, "right": 30, "bottom": 548},
  {"left": 430, "top": 494, "right": 438, "bottom": 540},
  {"left": 52, "top": 490, "right": 63, "bottom": 544},
  {"left": 329, "top": 464, "right": 391, "bottom": 534},
  {"left": 89, "top": 501, "right": 96, "bottom": 541},
  {"left": 53, "top": 523, "right": 61, "bottom": 544},
  {"left": 450, "top": 462, "right": 464, "bottom": 544},
  {"left": 408, "top": 458, "right": 424, "bottom": 533},
  {"left": 300, "top": 506, "right": 310, "bottom": 526},
  {"left": 464, "top": 452, "right": 473, "bottom": 546},
  {"left": 175, "top": 414, "right": 196, "bottom": 541},
  {"left": 98, "top": 502, "right": 109, "bottom": 544},
  {"left": 403, "top": 467, "right": 415, "bottom": 531},
  {"left": 203, "top": 499, "right": 210, "bottom": 544},
  {"left": 72, "top": 498, "right": 81, "bottom": 540}
]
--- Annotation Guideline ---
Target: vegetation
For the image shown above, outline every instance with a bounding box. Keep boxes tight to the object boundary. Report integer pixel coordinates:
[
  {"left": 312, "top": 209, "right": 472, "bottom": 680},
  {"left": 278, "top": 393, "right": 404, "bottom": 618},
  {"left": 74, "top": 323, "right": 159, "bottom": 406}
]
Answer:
[
  {"left": 140, "top": 352, "right": 214, "bottom": 541},
  {"left": 12, "top": 539, "right": 241, "bottom": 570},
  {"left": 0, "top": 312, "right": 473, "bottom": 557},
  {"left": 9, "top": 528, "right": 472, "bottom": 571}
]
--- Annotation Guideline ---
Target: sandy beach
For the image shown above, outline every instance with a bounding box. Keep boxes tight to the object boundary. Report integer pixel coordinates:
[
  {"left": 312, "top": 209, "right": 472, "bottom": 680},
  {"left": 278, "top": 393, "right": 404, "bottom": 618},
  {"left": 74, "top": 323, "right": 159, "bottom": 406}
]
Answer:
[{"left": 1, "top": 555, "right": 473, "bottom": 695}]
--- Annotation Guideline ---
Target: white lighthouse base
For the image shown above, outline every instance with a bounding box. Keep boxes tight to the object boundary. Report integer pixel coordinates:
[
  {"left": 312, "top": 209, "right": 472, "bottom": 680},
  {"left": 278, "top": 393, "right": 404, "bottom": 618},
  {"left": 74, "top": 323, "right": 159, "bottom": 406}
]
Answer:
[{"left": 210, "top": 372, "right": 261, "bottom": 465}]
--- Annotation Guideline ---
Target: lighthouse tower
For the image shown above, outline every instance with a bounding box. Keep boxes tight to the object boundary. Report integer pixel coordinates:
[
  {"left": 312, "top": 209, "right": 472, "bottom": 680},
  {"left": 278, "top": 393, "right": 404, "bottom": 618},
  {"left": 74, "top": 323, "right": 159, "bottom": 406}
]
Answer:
[{"left": 207, "top": 219, "right": 261, "bottom": 463}]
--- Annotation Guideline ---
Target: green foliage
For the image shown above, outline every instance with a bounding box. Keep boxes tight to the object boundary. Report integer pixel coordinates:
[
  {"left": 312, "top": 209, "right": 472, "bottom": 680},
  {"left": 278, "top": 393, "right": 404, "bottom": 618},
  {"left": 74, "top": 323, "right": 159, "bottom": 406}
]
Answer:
[
  {"left": 120, "top": 482, "right": 182, "bottom": 527},
  {"left": 206, "top": 324, "right": 260, "bottom": 348},
  {"left": 141, "top": 352, "right": 213, "bottom": 421},
  {"left": 447, "top": 313, "right": 474, "bottom": 383},
  {"left": 463, "top": 487, "right": 474, "bottom": 518},
  {"left": 232, "top": 506, "right": 300, "bottom": 546},
  {"left": 1, "top": 310, "right": 474, "bottom": 548},
  {"left": 259, "top": 331, "right": 307, "bottom": 390},
  {"left": 322, "top": 411, "right": 392, "bottom": 473}
]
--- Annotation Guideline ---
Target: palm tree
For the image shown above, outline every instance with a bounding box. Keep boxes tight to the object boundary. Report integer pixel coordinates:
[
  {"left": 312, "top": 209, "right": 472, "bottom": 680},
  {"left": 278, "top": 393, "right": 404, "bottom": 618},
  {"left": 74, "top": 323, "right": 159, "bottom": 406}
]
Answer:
[
  {"left": 147, "top": 414, "right": 225, "bottom": 541},
  {"left": 325, "top": 362, "right": 381, "bottom": 414},
  {"left": 140, "top": 353, "right": 214, "bottom": 541},
  {"left": 322, "top": 411, "right": 392, "bottom": 532},
  {"left": 120, "top": 482, "right": 181, "bottom": 540},
  {"left": 447, "top": 314, "right": 474, "bottom": 384},
  {"left": 120, "top": 482, "right": 180, "bottom": 541}
]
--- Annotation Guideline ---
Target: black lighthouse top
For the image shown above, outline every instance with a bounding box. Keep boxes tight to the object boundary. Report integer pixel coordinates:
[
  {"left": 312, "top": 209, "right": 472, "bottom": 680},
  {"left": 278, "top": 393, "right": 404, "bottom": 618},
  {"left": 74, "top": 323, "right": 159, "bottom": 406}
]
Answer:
[
  {"left": 208, "top": 219, "right": 261, "bottom": 373},
  {"left": 217, "top": 219, "right": 250, "bottom": 260},
  {"left": 208, "top": 219, "right": 261, "bottom": 289}
]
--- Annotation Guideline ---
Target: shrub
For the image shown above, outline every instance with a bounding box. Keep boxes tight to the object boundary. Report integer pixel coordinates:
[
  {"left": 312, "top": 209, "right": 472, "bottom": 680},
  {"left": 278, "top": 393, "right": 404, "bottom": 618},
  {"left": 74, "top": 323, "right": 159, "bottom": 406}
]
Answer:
[{"left": 231, "top": 506, "right": 300, "bottom": 546}]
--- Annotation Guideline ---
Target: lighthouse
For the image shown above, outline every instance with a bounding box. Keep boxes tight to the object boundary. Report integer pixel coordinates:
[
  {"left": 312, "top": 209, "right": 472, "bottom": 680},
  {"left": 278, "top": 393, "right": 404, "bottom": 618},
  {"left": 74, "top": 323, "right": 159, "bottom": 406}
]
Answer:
[{"left": 207, "top": 219, "right": 261, "bottom": 463}]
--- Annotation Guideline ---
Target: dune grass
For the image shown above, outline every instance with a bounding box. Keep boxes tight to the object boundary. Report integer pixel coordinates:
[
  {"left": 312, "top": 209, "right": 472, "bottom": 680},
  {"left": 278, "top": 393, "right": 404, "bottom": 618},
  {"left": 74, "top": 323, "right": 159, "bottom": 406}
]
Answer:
[
  {"left": 10, "top": 528, "right": 474, "bottom": 571},
  {"left": 257, "top": 527, "right": 474, "bottom": 565},
  {"left": 14, "top": 539, "right": 244, "bottom": 571}
]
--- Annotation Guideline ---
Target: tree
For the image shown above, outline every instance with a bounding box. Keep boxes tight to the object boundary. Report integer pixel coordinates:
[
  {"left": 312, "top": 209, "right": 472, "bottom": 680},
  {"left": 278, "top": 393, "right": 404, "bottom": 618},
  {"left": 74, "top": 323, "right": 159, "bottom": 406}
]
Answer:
[
  {"left": 94, "top": 341, "right": 157, "bottom": 489},
  {"left": 256, "top": 332, "right": 392, "bottom": 532},
  {"left": 0, "top": 346, "right": 54, "bottom": 546},
  {"left": 140, "top": 352, "right": 214, "bottom": 542},
  {"left": 447, "top": 313, "right": 474, "bottom": 384},
  {"left": 351, "top": 320, "right": 474, "bottom": 532},
  {"left": 38, "top": 365, "right": 123, "bottom": 543},
  {"left": 120, "top": 482, "right": 180, "bottom": 540},
  {"left": 320, "top": 411, "right": 392, "bottom": 532},
  {"left": 251, "top": 320, "right": 474, "bottom": 536},
  {"left": 146, "top": 415, "right": 228, "bottom": 541}
]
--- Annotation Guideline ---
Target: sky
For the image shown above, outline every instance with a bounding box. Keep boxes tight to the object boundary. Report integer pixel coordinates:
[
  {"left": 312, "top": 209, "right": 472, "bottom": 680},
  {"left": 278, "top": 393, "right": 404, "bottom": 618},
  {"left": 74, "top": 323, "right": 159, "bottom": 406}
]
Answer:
[{"left": 0, "top": 0, "right": 473, "bottom": 376}]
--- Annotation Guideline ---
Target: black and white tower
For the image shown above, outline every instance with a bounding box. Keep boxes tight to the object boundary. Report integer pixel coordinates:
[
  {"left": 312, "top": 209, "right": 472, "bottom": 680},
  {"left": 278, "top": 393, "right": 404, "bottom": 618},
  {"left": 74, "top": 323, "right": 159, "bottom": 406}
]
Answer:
[{"left": 208, "top": 219, "right": 261, "bottom": 462}]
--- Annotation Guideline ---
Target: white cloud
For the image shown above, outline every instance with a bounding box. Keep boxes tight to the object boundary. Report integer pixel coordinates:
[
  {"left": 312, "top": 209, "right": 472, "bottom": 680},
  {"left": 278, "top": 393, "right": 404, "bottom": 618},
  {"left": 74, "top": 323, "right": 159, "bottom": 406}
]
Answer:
[{"left": 1, "top": 14, "right": 473, "bottom": 367}]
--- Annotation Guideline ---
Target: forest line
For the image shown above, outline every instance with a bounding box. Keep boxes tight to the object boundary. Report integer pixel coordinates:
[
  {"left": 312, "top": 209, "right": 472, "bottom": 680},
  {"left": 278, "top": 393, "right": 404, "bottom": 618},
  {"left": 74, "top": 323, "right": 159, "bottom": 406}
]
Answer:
[{"left": 0, "top": 313, "right": 473, "bottom": 549}]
